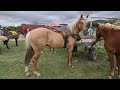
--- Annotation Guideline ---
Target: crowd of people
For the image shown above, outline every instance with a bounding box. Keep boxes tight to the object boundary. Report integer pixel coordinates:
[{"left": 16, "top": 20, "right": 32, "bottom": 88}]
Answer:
[
  {"left": 0, "top": 26, "right": 94, "bottom": 38},
  {"left": 0, "top": 28, "right": 9, "bottom": 36},
  {"left": 0, "top": 27, "right": 30, "bottom": 38}
]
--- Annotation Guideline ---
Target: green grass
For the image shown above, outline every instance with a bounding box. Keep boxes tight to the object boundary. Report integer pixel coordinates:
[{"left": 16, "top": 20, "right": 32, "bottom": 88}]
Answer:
[{"left": 0, "top": 40, "right": 119, "bottom": 79}]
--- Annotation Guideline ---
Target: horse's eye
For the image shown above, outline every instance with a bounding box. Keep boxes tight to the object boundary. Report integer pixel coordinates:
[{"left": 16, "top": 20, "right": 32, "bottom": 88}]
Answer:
[{"left": 80, "top": 21, "right": 83, "bottom": 24}]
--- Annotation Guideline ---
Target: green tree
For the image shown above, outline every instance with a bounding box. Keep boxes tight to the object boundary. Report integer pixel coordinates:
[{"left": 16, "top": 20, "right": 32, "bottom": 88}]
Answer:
[
  {"left": 16, "top": 26, "right": 22, "bottom": 30},
  {"left": 6, "top": 26, "right": 17, "bottom": 31},
  {"left": 1, "top": 26, "right": 22, "bottom": 31}
]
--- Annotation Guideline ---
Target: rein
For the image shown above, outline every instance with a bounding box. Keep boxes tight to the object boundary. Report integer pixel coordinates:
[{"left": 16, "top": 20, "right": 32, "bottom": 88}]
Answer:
[{"left": 70, "top": 34, "right": 81, "bottom": 41}]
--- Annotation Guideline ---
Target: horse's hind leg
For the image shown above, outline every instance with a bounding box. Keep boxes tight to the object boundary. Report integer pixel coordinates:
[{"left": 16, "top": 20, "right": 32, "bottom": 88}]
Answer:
[
  {"left": 115, "top": 54, "right": 120, "bottom": 78},
  {"left": 49, "top": 47, "right": 56, "bottom": 54},
  {"left": 4, "top": 40, "right": 9, "bottom": 49},
  {"left": 107, "top": 51, "right": 114, "bottom": 79},
  {"left": 15, "top": 38, "right": 18, "bottom": 46},
  {"left": 24, "top": 45, "right": 35, "bottom": 77},
  {"left": 6, "top": 42, "right": 9, "bottom": 49},
  {"left": 53, "top": 48, "right": 56, "bottom": 53},
  {"left": 32, "top": 49, "right": 42, "bottom": 78}
]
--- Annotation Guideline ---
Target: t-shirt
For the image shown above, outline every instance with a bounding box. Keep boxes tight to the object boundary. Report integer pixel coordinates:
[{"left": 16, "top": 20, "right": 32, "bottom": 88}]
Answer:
[
  {"left": 0, "top": 30, "right": 2, "bottom": 35},
  {"left": 88, "top": 28, "right": 93, "bottom": 32}
]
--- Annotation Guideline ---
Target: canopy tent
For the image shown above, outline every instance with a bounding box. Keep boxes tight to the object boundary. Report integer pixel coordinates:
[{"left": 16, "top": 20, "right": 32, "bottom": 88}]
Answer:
[{"left": 50, "top": 23, "right": 62, "bottom": 26}]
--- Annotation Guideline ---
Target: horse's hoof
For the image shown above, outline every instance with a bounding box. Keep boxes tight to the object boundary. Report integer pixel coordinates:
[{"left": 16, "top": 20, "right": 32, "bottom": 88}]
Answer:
[
  {"left": 115, "top": 67, "right": 118, "bottom": 71},
  {"left": 34, "top": 72, "right": 40, "bottom": 77},
  {"left": 36, "top": 73, "right": 40, "bottom": 77},
  {"left": 68, "top": 64, "right": 74, "bottom": 68},
  {"left": 54, "top": 52, "right": 56, "bottom": 54},
  {"left": 117, "top": 75, "right": 120, "bottom": 79},
  {"left": 108, "top": 75, "right": 113, "bottom": 79},
  {"left": 71, "top": 65, "right": 74, "bottom": 68},
  {"left": 26, "top": 72, "right": 30, "bottom": 77}
]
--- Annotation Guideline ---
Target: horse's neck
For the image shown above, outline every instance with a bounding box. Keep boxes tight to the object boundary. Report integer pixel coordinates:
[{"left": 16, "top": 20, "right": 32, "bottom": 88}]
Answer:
[
  {"left": 69, "top": 24, "right": 80, "bottom": 35},
  {"left": 101, "top": 29, "right": 112, "bottom": 40},
  {"left": 72, "top": 31, "right": 79, "bottom": 35},
  {"left": 71, "top": 28, "right": 80, "bottom": 35}
]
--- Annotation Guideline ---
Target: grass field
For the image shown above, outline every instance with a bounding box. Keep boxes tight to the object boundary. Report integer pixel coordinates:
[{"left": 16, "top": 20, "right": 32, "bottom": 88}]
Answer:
[{"left": 0, "top": 39, "right": 119, "bottom": 79}]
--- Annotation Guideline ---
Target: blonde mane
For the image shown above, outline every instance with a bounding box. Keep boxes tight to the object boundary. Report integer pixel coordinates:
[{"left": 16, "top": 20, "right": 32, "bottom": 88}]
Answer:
[
  {"left": 100, "top": 23, "right": 120, "bottom": 30},
  {"left": 67, "top": 17, "right": 80, "bottom": 33}
]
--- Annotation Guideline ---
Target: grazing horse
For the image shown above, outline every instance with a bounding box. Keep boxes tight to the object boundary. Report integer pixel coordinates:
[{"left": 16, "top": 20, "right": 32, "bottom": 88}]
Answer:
[
  {"left": 95, "top": 23, "right": 120, "bottom": 79},
  {"left": 4, "top": 30, "right": 24, "bottom": 46},
  {"left": 24, "top": 14, "right": 88, "bottom": 78}
]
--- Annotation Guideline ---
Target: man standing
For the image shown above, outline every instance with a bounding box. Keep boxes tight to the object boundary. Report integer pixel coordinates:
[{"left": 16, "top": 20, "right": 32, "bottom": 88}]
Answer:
[
  {"left": 88, "top": 27, "right": 94, "bottom": 36},
  {"left": 0, "top": 28, "right": 4, "bottom": 36},
  {"left": 3, "top": 28, "right": 9, "bottom": 36},
  {"left": 0, "top": 28, "right": 2, "bottom": 36},
  {"left": 23, "top": 28, "right": 28, "bottom": 37}
]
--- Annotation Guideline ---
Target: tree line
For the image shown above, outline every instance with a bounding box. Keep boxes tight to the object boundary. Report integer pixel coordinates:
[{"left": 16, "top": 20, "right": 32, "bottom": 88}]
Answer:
[
  {"left": 0, "top": 25, "right": 22, "bottom": 31},
  {"left": 87, "top": 19, "right": 117, "bottom": 27},
  {"left": 0, "top": 19, "right": 118, "bottom": 31}
]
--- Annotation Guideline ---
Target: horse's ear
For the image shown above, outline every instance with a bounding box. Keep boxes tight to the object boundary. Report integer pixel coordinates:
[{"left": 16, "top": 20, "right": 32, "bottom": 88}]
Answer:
[
  {"left": 80, "top": 14, "right": 83, "bottom": 18},
  {"left": 96, "top": 23, "right": 99, "bottom": 27},
  {"left": 86, "top": 15, "right": 89, "bottom": 18}
]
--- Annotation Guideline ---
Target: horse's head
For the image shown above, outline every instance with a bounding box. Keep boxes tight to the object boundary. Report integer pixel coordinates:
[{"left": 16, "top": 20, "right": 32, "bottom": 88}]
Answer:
[
  {"left": 77, "top": 14, "right": 88, "bottom": 32},
  {"left": 67, "top": 14, "right": 88, "bottom": 35},
  {"left": 95, "top": 23, "right": 103, "bottom": 41},
  {"left": 17, "top": 29, "right": 24, "bottom": 35}
]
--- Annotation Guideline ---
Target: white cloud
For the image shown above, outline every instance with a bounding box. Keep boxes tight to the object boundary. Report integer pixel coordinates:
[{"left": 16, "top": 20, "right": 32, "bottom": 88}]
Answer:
[{"left": 0, "top": 11, "right": 120, "bottom": 26}]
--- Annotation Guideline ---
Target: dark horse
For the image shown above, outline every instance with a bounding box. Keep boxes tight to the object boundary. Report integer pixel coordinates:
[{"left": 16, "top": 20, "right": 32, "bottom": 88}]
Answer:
[
  {"left": 4, "top": 30, "right": 24, "bottom": 47},
  {"left": 24, "top": 14, "right": 88, "bottom": 78},
  {"left": 95, "top": 23, "right": 120, "bottom": 79}
]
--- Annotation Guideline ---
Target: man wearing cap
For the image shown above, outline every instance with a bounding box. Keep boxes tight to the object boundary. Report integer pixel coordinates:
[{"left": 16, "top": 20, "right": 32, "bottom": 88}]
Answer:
[{"left": 0, "top": 28, "right": 4, "bottom": 36}]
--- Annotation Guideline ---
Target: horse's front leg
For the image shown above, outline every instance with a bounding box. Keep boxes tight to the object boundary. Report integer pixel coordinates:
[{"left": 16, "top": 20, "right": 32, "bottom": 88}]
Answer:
[
  {"left": 4, "top": 40, "right": 9, "bottom": 49},
  {"left": 107, "top": 51, "right": 114, "bottom": 79},
  {"left": 115, "top": 54, "right": 120, "bottom": 78},
  {"left": 67, "top": 45, "right": 74, "bottom": 68},
  {"left": 15, "top": 38, "right": 18, "bottom": 46}
]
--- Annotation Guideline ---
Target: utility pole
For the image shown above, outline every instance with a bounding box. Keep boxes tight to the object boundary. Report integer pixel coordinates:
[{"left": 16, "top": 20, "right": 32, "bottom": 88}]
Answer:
[{"left": 90, "top": 16, "right": 92, "bottom": 27}]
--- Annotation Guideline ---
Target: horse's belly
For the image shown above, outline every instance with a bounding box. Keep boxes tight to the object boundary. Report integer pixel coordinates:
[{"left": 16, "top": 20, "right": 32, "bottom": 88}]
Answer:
[{"left": 47, "top": 35, "right": 64, "bottom": 48}]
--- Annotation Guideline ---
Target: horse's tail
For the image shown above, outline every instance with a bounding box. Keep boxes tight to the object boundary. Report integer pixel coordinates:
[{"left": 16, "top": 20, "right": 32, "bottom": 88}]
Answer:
[{"left": 24, "top": 32, "right": 34, "bottom": 66}]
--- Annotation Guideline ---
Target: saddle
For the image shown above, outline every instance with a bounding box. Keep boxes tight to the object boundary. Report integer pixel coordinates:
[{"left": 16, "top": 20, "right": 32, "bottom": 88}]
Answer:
[
  {"left": 45, "top": 26, "right": 67, "bottom": 38},
  {"left": 45, "top": 26, "right": 70, "bottom": 48},
  {"left": 45, "top": 26, "right": 81, "bottom": 48}
]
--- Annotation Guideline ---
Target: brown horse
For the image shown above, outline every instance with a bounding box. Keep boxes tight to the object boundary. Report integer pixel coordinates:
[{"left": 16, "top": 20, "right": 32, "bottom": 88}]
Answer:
[
  {"left": 4, "top": 30, "right": 24, "bottom": 47},
  {"left": 24, "top": 14, "right": 88, "bottom": 78},
  {"left": 95, "top": 23, "right": 120, "bottom": 79}
]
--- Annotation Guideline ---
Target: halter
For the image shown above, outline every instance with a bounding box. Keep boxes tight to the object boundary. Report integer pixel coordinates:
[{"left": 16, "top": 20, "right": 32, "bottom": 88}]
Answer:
[{"left": 70, "top": 34, "right": 81, "bottom": 41}]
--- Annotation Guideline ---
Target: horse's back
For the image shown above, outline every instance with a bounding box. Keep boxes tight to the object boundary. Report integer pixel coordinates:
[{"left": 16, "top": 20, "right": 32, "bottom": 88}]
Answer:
[{"left": 29, "top": 28, "right": 65, "bottom": 48}]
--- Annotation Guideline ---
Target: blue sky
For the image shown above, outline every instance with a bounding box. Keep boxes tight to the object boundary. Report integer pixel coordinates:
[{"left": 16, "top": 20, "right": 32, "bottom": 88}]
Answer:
[{"left": 0, "top": 11, "right": 120, "bottom": 26}]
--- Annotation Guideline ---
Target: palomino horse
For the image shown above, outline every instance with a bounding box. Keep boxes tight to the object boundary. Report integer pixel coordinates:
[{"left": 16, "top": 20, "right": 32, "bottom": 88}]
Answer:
[
  {"left": 4, "top": 30, "right": 24, "bottom": 47},
  {"left": 95, "top": 23, "right": 120, "bottom": 79},
  {"left": 24, "top": 14, "right": 88, "bottom": 78}
]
